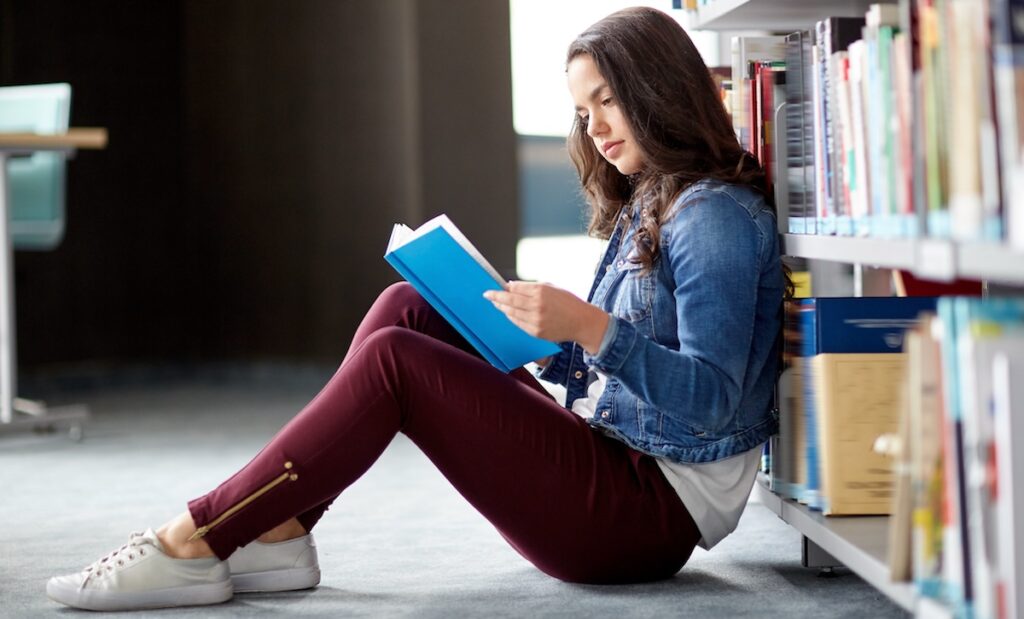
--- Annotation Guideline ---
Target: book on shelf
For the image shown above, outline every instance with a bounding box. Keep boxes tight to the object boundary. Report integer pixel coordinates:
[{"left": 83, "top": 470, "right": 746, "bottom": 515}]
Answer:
[
  {"left": 784, "top": 30, "right": 817, "bottom": 234},
  {"left": 907, "top": 315, "right": 945, "bottom": 598},
  {"left": 935, "top": 298, "right": 971, "bottom": 612},
  {"left": 893, "top": 298, "right": 1024, "bottom": 614},
  {"left": 755, "top": 60, "right": 786, "bottom": 189},
  {"left": 940, "top": 298, "right": 1024, "bottom": 617},
  {"left": 946, "top": 1, "right": 1002, "bottom": 244},
  {"left": 733, "top": 1, "right": 1022, "bottom": 251},
  {"left": 769, "top": 299, "right": 805, "bottom": 498},
  {"left": 992, "top": 0, "right": 1024, "bottom": 252},
  {"left": 864, "top": 5, "right": 900, "bottom": 237},
  {"left": 730, "top": 35, "right": 786, "bottom": 156},
  {"left": 813, "top": 351, "right": 907, "bottom": 515},
  {"left": 813, "top": 16, "right": 865, "bottom": 236},
  {"left": 992, "top": 342, "right": 1024, "bottom": 619},
  {"left": 384, "top": 214, "right": 561, "bottom": 373},
  {"left": 785, "top": 296, "right": 938, "bottom": 512},
  {"left": 887, "top": 324, "right": 918, "bottom": 583}
]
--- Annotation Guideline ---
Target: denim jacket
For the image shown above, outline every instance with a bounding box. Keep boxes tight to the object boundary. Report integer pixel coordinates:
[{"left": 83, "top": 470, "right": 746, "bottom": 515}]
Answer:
[{"left": 538, "top": 178, "right": 783, "bottom": 464}]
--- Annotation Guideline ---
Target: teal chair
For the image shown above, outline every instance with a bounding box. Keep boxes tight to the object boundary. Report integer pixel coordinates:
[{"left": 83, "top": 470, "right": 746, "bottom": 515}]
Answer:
[
  {"left": 0, "top": 82, "right": 71, "bottom": 250},
  {"left": 0, "top": 83, "right": 87, "bottom": 437}
]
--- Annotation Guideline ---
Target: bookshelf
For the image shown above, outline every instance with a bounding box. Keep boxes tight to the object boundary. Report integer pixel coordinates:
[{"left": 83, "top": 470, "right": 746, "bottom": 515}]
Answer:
[
  {"left": 753, "top": 475, "right": 916, "bottom": 612},
  {"left": 688, "top": 0, "right": 876, "bottom": 31},
  {"left": 683, "top": 0, "right": 1024, "bottom": 617}
]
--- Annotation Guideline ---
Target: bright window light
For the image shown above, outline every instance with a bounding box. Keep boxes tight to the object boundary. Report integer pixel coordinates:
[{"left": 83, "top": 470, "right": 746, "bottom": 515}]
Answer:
[{"left": 510, "top": 1, "right": 718, "bottom": 137}]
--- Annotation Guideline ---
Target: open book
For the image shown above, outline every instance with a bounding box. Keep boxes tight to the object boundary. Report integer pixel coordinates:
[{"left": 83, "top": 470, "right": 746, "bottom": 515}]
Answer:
[{"left": 384, "top": 214, "right": 561, "bottom": 373}]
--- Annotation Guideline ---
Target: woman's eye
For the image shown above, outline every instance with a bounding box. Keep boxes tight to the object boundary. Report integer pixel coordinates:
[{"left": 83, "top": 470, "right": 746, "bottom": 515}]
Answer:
[
  {"left": 579, "top": 115, "right": 589, "bottom": 125},
  {"left": 601, "top": 97, "right": 613, "bottom": 106}
]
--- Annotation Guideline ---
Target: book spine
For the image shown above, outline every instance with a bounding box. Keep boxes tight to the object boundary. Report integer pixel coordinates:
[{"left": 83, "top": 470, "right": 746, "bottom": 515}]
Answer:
[
  {"left": 835, "top": 52, "right": 855, "bottom": 235},
  {"left": 811, "top": 37, "right": 828, "bottom": 234},
  {"left": 993, "top": 0, "right": 1024, "bottom": 250},
  {"left": 992, "top": 347, "right": 1024, "bottom": 619}
]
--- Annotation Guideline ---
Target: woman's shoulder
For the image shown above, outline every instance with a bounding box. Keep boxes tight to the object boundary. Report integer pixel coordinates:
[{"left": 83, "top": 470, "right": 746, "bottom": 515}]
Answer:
[{"left": 664, "top": 178, "right": 770, "bottom": 227}]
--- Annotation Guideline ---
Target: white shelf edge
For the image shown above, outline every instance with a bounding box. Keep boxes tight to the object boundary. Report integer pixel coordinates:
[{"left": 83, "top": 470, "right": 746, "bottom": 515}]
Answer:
[
  {"left": 688, "top": 0, "right": 877, "bottom": 32},
  {"left": 957, "top": 242, "right": 1024, "bottom": 286},
  {"left": 783, "top": 234, "right": 916, "bottom": 270},
  {"left": 783, "top": 234, "right": 1024, "bottom": 286},
  {"left": 754, "top": 476, "right": 917, "bottom": 612}
]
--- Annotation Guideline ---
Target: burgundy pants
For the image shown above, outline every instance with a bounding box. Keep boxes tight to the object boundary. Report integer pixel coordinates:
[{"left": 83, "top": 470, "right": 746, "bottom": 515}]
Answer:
[{"left": 188, "top": 282, "right": 700, "bottom": 584}]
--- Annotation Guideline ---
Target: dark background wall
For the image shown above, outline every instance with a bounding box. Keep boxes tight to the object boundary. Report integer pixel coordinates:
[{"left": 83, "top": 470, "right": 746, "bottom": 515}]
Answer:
[{"left": 0, "top": 0, "right": 518, "bottom": 370}]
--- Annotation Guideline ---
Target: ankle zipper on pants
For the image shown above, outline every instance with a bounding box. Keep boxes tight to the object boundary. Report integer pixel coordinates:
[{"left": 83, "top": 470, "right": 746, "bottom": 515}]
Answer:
[{"left": 189, "top": 461, "right": 298, "bottom": 541}]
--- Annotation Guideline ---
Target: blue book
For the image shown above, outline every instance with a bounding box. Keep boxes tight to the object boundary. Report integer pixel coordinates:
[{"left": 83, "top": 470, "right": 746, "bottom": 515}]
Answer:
[
  {"left": 384, "top": 214, "right": 561, "bottom": 373},
  {"left": 809, "top": 296, "right": 939, "bottom": 353},
  {"left": 799, "top": 299, "right": 822, "bottom": 510}
]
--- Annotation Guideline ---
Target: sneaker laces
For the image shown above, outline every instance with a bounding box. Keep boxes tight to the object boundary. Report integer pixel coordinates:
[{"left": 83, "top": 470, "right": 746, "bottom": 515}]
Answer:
[{"left": 80, "top": 531, "right": 156, "bottom": 588}]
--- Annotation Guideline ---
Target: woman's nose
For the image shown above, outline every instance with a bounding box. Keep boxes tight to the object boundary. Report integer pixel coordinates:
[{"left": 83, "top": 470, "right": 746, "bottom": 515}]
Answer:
[{"left": 586, "top": 114, "right": 605, "bottom": 138}]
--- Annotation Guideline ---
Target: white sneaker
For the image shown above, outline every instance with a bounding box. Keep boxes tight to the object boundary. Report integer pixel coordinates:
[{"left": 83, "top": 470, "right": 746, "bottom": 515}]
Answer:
[
  {"left": 228, "top": 533, "right": 321, "bottom": 593},
  {"left": 46, "top": 528, "right": 232, "bottom": 611}
]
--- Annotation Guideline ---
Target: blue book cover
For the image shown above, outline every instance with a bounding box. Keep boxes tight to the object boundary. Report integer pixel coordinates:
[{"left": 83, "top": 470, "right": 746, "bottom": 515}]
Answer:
[
  {"left": 384, "top": 214, "right": 561, "bottom": 373},
  {"left": 811, "top": 296, "right": 939, "bottom": 353},
  {"left": 799, "top": 299, "right": 822, "bottom": 510}
]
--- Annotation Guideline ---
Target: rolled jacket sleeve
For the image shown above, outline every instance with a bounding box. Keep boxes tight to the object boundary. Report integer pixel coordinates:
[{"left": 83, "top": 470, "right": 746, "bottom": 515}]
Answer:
[{"left": 534, "top": 340, "right": 574, "bottom": 384}]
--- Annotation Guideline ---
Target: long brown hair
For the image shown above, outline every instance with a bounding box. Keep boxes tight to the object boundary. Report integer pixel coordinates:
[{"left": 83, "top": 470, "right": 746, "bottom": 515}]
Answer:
[{"left": 566, "top": 7, "right": 772, "bottom": 272}]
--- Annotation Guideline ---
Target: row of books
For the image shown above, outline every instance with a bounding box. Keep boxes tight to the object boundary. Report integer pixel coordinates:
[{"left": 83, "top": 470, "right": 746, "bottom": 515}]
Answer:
[
  {"left": 765, "top": 296, "right": 936, "bottom": 516},
  {"left": 892, "top": 298, "right": 1024, "bottom": 619},
  {"left": 727, "top": 1, "right": 1024, "bottom": 251},
  {"left": 763, "top": 295, "right": 1024, "bottom": 619}
]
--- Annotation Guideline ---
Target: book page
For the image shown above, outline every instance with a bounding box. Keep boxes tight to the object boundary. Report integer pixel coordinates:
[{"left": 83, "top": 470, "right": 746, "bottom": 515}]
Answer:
[
  {"left": 386, "top": 223, "right": 413, "bottom": 254},
  {"left": 388, "top": 214, "right": 506, "bottom": 287},
  {"left": 437, "top": 217, "right": 507, "bottom": 287}
]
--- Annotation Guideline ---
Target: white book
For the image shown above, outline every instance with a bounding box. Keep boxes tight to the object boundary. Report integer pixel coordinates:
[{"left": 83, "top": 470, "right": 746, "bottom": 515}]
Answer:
[
  {"left": 993, "top": 341, "right": 1024, "bottom": 619},
  {"left": 947, "top": 1, "right": 985, "bottom": 242},
  {"left": 835, "top": 52, "right": 855, "bottom": 227},
  {"left": 848, "top": 40, "right": 871, "bottom": 232},
  {"left": 958, "top": 331, "right": 1021, "bottom": 619},
  {"left": 811, "top": 41, "right": 826, "bottom": 228}
]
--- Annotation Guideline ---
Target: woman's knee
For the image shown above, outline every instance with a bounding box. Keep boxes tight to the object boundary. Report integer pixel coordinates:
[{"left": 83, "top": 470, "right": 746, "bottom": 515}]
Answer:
[{"left": 377, "top": 281, "right": 424, "bottom": 310}]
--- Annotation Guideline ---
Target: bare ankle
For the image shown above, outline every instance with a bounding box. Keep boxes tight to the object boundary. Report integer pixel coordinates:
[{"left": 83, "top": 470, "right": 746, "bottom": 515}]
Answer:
[
  {"left": 156, "top": 512, "right": 216, "bottom": 559},
  {"left": 257, "top": 518, "right": 307, "bottom": 544}
]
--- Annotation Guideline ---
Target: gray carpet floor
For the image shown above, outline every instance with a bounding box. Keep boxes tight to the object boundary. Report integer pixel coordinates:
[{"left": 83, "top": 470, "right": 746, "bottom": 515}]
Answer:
[{"left": 0, "top": 367, "right": 909, "bottom": 617}]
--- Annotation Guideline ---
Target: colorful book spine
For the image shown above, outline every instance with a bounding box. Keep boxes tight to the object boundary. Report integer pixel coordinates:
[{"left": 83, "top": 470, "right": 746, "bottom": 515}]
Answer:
[{"left": 907, "top": 318, "right": 945, "bottom": 597}]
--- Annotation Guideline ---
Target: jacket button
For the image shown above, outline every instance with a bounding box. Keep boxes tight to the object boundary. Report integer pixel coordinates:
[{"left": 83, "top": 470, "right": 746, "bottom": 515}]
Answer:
[
  {"left": 605, "top": 264, "right": 612, "bottom": 272},
  {"left": 600, "top": 410, "right": 610, "bottom": 419},
  {"left": 574, "top": 370, "right": 584, "bottom": 379}
]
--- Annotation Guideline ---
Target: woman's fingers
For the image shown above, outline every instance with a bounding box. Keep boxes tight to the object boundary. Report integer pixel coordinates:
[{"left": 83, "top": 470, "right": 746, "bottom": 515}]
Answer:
[{"left": 483, "top": 282, "right": 541, "bottom": 311}]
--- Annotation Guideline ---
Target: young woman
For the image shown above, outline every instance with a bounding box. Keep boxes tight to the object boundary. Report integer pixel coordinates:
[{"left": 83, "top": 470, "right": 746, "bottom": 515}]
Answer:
[{"left": 48, "top": 6, "right": 785, "bottom": 611}]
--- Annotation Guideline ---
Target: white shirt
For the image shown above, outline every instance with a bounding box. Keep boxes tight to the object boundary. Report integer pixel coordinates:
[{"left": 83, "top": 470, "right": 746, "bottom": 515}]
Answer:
[{"left": 571, "top": 371, "right": 761, "bottom": 550}]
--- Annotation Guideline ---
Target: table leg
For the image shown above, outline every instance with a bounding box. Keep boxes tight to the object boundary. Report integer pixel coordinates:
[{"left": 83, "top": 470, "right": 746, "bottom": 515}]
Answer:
[{"left": 0, "top": 153, "right": 15, "bottom": 424}]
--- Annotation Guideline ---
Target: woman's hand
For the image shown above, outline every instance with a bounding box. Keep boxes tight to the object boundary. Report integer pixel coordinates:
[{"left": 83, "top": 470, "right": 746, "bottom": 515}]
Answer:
[{"left": 484, "top": 281, "right": 610, "bottom": 355}]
